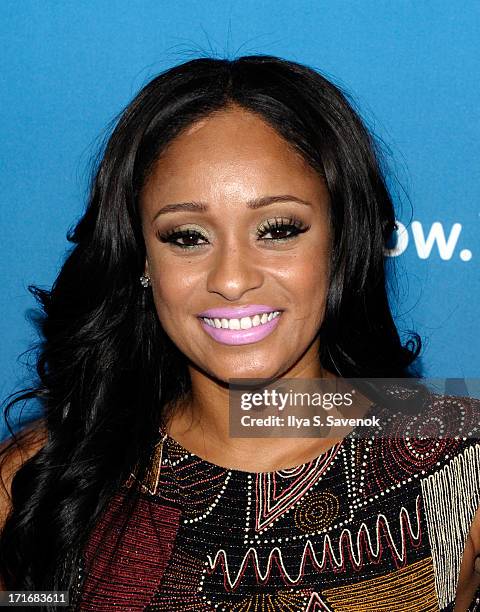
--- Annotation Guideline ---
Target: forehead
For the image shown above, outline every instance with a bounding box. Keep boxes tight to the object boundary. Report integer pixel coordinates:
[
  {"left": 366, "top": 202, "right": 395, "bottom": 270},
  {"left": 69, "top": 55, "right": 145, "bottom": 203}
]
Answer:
[{"left": 141, "top": 105, "right": 324, "bottom": 207}]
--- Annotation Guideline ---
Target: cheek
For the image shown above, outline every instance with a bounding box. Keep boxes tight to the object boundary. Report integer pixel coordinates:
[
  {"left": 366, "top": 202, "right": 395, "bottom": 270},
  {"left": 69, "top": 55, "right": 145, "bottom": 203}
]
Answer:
[
  {"left": 150, "top": 257, "right": 200, "bottom": 314},
  {"left": 275, "top": 252, "right": 330, "bottom": 306}
]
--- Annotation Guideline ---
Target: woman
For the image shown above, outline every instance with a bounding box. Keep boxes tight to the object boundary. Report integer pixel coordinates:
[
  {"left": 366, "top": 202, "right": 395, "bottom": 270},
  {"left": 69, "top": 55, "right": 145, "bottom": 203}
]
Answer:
[{"left": 0, "top": 55, "right": 479, "bottom": 611}]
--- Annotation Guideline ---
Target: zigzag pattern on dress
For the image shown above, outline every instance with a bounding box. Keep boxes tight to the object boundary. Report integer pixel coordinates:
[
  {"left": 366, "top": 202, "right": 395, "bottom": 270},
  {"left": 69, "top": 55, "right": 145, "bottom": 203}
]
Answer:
[{"left": 207, "top": 495, "right": 422, "bottom": 589}]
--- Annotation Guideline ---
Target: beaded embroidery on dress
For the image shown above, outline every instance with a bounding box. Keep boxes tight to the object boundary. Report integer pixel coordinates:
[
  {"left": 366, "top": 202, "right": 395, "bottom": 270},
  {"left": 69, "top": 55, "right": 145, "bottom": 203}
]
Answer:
[{"left": 75, "top": 393, "right": 480, "bottom": 611}]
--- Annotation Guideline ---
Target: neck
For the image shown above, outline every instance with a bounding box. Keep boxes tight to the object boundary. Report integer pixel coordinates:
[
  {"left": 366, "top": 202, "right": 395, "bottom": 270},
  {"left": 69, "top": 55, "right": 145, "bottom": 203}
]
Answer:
[{"left": 163, "top": 353, "right": 355, "bottom": 473}]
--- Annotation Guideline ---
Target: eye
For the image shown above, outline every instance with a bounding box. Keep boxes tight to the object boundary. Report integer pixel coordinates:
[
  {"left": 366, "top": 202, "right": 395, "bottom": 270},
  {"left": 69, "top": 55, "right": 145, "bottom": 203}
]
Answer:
[
  {"left": 156, "top": 228, "right": 209, "bottom": 250},
  {"left": 256, "top": 216, "right": 310, "bottom": 242}
]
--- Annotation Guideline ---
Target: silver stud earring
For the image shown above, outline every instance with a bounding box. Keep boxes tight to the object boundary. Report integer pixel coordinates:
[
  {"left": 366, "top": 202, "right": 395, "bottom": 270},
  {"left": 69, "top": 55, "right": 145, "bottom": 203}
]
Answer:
[{"left": 139, "top": 274, "right": 151, "bottom": 288}]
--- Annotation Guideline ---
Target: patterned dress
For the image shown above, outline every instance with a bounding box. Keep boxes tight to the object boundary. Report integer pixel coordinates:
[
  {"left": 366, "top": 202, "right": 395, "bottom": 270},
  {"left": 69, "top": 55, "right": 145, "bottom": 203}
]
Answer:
[{"left": 74, "top": 393, "right": 480, "bottom": 611}]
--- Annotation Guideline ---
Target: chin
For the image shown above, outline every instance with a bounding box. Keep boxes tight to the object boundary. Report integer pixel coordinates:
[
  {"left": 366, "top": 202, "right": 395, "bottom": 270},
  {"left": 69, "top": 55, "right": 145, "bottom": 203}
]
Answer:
[{"left": 210, "top": 361, "right": 282, "bottom": 384}]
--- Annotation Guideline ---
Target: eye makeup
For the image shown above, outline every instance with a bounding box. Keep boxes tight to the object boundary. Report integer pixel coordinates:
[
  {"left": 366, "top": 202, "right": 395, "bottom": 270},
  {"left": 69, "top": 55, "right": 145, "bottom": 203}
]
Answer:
[
  {"left": 156, "top": 226, "right": 209, "bottom": 249},
  {"left": 155, "top": 216, "right": 311, "bottom": 250},
  {"left": 256, "top": 216, "right": 310, "bottom": 242}
]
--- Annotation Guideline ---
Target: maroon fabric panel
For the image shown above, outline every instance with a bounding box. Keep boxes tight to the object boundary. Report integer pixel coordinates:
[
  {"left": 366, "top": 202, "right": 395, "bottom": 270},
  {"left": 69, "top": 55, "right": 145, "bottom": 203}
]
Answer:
[{"left": 79, "top": 491, "right": 181, "bottom": 611}]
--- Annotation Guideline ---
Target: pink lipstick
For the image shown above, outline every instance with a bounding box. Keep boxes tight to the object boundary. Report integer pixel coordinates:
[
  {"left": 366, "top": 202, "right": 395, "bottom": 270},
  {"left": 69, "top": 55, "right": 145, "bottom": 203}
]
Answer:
[{"left": 196, "top": 305, "right": 283, "bottom": 346}]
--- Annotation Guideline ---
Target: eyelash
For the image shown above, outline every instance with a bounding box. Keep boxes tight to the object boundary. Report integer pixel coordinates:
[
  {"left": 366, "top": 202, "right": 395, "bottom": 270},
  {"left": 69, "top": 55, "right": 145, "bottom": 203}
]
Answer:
[{"left": 156, "top": 216, "right": 310, "bottom": 250}]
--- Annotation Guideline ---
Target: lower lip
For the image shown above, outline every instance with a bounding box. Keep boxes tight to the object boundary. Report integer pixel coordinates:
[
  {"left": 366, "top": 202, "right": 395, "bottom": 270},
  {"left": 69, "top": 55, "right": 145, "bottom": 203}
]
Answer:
[{"left": 198, "top": 314, "right": 282, "bottom": 345}]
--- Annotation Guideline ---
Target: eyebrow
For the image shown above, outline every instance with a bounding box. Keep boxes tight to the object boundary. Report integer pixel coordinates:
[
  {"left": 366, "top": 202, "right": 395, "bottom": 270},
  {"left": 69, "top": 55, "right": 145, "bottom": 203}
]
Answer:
[{"left": 152, "top": 195, "right": 312, "bottom": 222}]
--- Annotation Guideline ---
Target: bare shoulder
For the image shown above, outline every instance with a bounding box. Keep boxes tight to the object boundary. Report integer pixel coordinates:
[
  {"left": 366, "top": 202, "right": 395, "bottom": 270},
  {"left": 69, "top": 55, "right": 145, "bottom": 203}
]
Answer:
[
  {"left": 456, "top": 505, "right": 480, "bottom": 609},
  {"left": 0, "top": 418, "right": 48, "bottom": 525}
]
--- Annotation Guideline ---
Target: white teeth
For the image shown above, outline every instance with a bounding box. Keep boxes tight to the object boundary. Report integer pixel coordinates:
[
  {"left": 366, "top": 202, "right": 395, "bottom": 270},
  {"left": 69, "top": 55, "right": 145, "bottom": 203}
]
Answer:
[
  {"left": 240, "top": 316, "right": 252, "bottom": 329},
  {"left": 201, "top": 311, "right": 281, "bottom": 329},
  {"left": 252, "top": 314, "right": 261, "bottom": 327}
]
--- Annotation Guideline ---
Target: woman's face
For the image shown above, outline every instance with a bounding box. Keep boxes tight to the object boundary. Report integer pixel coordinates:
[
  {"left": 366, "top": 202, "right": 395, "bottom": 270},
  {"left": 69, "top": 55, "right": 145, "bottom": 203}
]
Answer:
[{"left": 140, "top": 105, "right": 332, "bottom": 382}]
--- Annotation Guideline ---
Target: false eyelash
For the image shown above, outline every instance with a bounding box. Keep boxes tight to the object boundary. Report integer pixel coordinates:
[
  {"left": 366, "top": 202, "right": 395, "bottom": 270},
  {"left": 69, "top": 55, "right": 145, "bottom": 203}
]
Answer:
[
  {"left": 256, "top": 216, "right": 310, "bottom": 240},
  {"left": 156, "top": 228, "right": 207, "bottom": 249}
]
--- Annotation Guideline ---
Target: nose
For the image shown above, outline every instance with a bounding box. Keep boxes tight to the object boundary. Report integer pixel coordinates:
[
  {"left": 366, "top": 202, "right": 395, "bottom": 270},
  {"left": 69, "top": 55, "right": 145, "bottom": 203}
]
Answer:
[{"left": 206, "top": 241, "right": 264, "bottom": 301}]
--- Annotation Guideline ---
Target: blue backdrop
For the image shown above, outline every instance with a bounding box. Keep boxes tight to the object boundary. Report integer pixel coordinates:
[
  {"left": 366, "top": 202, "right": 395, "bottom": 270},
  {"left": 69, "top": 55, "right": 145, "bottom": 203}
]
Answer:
[{"left": 1, "top": 1, "right": 479, "bottom": 438}]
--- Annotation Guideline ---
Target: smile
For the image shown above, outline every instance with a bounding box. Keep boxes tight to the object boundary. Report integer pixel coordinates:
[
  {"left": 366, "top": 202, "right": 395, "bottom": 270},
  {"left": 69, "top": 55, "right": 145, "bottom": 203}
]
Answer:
[
  {"left": 200, "top": 311, "right": 281, "bottom": 330},
  {"left": 197, "top": 311, "right": 283, "bottom": 345}
]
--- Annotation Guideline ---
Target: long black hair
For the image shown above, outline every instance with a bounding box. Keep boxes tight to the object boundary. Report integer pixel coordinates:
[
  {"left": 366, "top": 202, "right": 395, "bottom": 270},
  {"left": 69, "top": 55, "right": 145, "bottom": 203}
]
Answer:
[{"left": 0, "top": 54, "right": 421, "bottom": 599}]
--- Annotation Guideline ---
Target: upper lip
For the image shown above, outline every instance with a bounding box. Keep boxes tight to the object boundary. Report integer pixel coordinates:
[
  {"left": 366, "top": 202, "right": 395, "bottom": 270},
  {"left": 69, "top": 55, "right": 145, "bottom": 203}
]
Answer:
[{"left": 197, "top": 305, "right": 283, "bottom": 319}]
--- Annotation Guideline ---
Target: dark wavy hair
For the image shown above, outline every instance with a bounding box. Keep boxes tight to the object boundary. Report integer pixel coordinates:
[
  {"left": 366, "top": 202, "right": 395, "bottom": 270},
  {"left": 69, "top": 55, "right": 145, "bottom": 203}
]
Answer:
[{"left": 0, "top": 54, "right": 421, "bottom": 600}]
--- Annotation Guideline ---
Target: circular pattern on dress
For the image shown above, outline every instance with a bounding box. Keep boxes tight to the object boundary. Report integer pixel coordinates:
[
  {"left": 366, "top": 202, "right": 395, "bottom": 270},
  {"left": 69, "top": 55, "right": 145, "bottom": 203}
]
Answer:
[
  {"left": 364, "top": 400, "right": 464, "bottom": 484},
  {"left": 362, "top": 435, "right": 461, "bottom": 495},
  {"left": 294, "top": 491, "right": 339, "bottom": 532}
]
